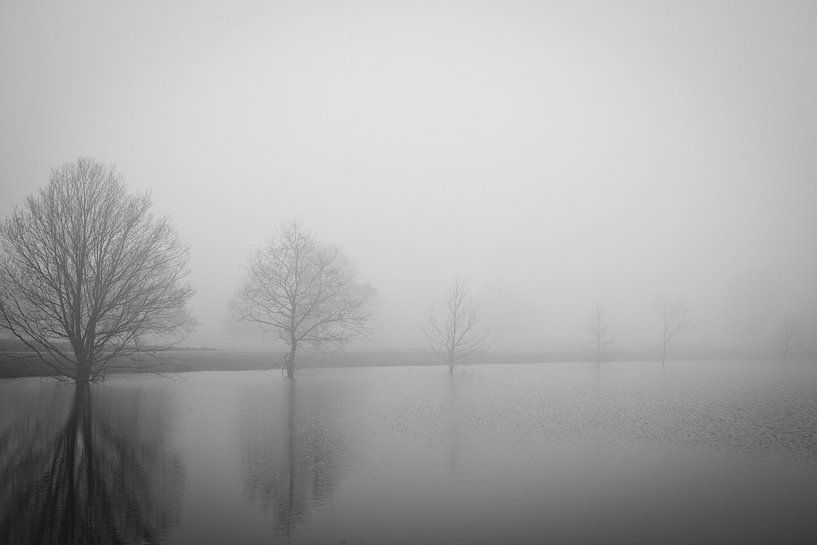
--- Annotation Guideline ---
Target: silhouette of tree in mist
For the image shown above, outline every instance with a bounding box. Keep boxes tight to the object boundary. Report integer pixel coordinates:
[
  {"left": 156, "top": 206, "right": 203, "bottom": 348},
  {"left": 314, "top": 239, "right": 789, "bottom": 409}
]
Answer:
[{"left": 0, "top": 158, "right": 195, "bottom": 383}]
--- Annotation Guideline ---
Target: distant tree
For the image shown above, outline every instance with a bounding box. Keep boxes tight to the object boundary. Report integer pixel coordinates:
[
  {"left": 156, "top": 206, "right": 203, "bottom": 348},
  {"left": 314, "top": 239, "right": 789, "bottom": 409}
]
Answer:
[
  {"left": 232, "top": 219, "right": 376, "bottom": 378},
  {"left": 0, "top": 158, "right": 195, "bottom": 384},
  {"left": 580, "top": 303, "right": 616, "bottom": 367},
  {"left": 422, "top": 279, "right": 490, "bottom": 373},
  {"left": 655, "top": 293, "right": 693, "bottom": 366}
]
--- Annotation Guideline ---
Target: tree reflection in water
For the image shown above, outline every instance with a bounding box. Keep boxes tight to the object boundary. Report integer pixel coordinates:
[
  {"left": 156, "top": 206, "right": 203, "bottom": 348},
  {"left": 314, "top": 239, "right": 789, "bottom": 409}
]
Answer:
[
  {"left": 241, "top": 378, "right": 347, "bottom": 539},
  {"left": 0, "top": 383, "right": 184, "bottom": 545}
]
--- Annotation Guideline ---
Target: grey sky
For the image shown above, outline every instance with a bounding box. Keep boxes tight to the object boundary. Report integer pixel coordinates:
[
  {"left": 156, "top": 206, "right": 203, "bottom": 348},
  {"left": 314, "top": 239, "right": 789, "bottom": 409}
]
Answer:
[{"left": 2, "top": 1, "right": 816, "bottom": 352}]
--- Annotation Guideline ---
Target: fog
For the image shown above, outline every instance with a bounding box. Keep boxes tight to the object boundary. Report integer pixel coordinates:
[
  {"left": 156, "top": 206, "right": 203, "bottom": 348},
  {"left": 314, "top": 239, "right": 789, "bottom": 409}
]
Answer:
[{"left": 2, "top": 0, "right": 816, "bottom": 355}]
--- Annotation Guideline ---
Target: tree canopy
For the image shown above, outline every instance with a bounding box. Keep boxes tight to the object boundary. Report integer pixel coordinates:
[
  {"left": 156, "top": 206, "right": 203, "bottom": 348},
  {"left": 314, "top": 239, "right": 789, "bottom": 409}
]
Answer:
[
  {"left": 232, "top": 219, "right": 375, "bottom": 377},
  {"left": 422, "top": 279, "right": 491, "bottom": 372},
  {"left": 0, "top": 158, "right": 195, "bottom": 383}
]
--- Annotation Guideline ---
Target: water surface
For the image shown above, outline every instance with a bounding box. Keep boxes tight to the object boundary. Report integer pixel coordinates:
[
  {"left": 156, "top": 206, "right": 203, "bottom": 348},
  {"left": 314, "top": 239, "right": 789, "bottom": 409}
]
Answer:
[{"left": 1, "top": 362, "right": 816, "bottom": 544}]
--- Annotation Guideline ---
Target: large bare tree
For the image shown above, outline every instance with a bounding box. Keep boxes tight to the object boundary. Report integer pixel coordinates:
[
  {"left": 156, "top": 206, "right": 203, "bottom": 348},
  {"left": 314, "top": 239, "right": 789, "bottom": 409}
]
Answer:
[
  {"left": 580, "top": 303, "right": 616, "bottom": 368},
  {"left": 422, "top": 279, "right": 490, "bottom": 373},
  {"left": 232, "top": 219, "right": 376, "bottom": 378},
  {"left": 655, "top": 293, "right": 693, "bottom": 366},
  {"left": 0, "top": 158, "right": 195, "bottom": 384}
]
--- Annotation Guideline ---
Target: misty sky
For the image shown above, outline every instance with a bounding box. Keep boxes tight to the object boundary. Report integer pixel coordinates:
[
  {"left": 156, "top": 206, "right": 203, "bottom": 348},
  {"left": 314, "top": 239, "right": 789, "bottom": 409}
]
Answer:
[{"left": 1, "top": 1, "right": 816, "bottom": 352}]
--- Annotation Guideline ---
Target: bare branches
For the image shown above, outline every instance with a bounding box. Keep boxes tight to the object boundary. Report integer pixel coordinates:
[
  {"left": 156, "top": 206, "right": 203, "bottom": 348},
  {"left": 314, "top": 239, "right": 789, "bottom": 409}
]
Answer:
[
  {"left": 580, "top": 303, "right": 616, "bottom": 367},
  {"left": 422, "top": 279, "right": 491, "bottom": 372},
  {"left": 0, "top": 158, "right": 195, "bottom": 383},
  {"left": 231, "top": 219, "right": 376, "bottom": 377},
  {"left": 655, "top": 293, "right": 693, "bottom": 366}
]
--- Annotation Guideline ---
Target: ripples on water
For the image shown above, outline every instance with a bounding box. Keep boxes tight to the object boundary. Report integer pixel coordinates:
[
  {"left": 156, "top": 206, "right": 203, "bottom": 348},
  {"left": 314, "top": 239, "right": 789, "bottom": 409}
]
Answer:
[{"left": 1, "top": 362, "right": 816, "bottom": 544}]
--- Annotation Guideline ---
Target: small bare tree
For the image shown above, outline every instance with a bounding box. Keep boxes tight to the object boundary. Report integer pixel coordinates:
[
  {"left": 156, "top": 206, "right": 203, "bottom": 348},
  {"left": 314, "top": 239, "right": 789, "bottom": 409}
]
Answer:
[
  {"left": 655, "top": 293, "right": 693, "bottom": 366},
  {"left": 422, "top": 279, "right": 490, "bottom": 373},
  {"left": 580, "top": 303, "right": 616, "bottom": 367},
  {"left": 0, "top": 158, "right": 195, "bottom": 384},
  {"left": 232, "top": 219, "right": 376, "bottom": 378}
]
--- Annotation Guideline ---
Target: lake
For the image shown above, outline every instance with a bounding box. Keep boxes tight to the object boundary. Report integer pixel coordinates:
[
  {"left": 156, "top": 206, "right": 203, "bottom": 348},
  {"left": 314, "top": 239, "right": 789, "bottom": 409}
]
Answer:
[{"left": 1, "top": 362, "right": 816, "bottom": 544}]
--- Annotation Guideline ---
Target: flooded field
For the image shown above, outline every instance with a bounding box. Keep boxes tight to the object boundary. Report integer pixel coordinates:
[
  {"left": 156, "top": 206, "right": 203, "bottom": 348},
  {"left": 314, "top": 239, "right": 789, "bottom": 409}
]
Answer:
[{"left": 2, "top": 361, "right": 816, "bottom": 544}]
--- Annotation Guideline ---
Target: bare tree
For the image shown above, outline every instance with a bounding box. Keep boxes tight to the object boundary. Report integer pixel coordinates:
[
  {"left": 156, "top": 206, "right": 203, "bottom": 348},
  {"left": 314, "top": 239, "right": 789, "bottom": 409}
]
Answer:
[
  {"left": 422, "top": 279, "right": 490, "bottom": 373},
  {"left": 232, "top": 219, "right": 376, "bottom": 378},
  {"left": 580, "top": 303, "right": 616, "bottom": 367},
  {"left": 655, "top": 293, "right": 693, "bottom": 366},
  {"left": 0, "top": 158, "right": 195, "bottom": 384}
]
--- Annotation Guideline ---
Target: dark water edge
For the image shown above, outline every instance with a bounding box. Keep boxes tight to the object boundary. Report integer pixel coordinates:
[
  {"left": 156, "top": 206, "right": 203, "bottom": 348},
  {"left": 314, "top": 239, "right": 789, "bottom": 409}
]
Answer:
[
  {"left": 1, "top": 347, "right": 810, "bottom": 378},
  {"left": 1, "top": 362, "right": 816, "bottom": 545}
]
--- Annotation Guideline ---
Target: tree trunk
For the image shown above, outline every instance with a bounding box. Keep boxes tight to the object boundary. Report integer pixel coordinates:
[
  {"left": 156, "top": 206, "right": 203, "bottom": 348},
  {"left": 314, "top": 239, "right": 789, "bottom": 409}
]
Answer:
[
  {"left": 75, "top": 355, "right": 90, "bottom": 385},
  {"left": 662, "top": 340, "right": 667, "bottom": 369},
  {"left": 286, "top": 341, "right": 297, "bottom": 378}
]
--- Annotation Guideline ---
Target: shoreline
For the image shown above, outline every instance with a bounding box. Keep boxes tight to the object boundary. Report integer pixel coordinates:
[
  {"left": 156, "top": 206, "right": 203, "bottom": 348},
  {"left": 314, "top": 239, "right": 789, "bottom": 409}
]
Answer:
[{"left": 1, "top": 348, "right": 808, "bottom": 379}]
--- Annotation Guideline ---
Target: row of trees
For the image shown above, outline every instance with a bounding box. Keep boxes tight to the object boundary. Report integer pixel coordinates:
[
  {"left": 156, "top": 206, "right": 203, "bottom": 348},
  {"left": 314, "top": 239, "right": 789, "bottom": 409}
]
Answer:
[
  {"left": 579, "top": 295, "right": 692, "bottom": 368},
  {"left": 1, "top": 158, "right": 696, "bottom": 384},
  {"left": 423, "top": 282, "right": 694, "bottom": 372}
]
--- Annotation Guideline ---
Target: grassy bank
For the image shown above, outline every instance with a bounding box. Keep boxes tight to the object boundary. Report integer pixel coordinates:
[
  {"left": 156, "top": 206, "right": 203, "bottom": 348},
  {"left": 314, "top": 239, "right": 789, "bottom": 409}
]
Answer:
[
  {"left": 0, "top": 349, "right": 442, "bottom": 378},
  {"left": 0, "top": 346, "right": 801, "bottom": 379}
]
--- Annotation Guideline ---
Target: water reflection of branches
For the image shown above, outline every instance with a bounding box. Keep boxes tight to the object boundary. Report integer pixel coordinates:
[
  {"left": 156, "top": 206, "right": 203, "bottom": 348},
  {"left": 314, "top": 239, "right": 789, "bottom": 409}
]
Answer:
[
  {"left": 241, "top": 380, "right": 347, "bottom": 539},
  {"left": 0, "top": 384, "right": 184, "bottom": 545}
]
